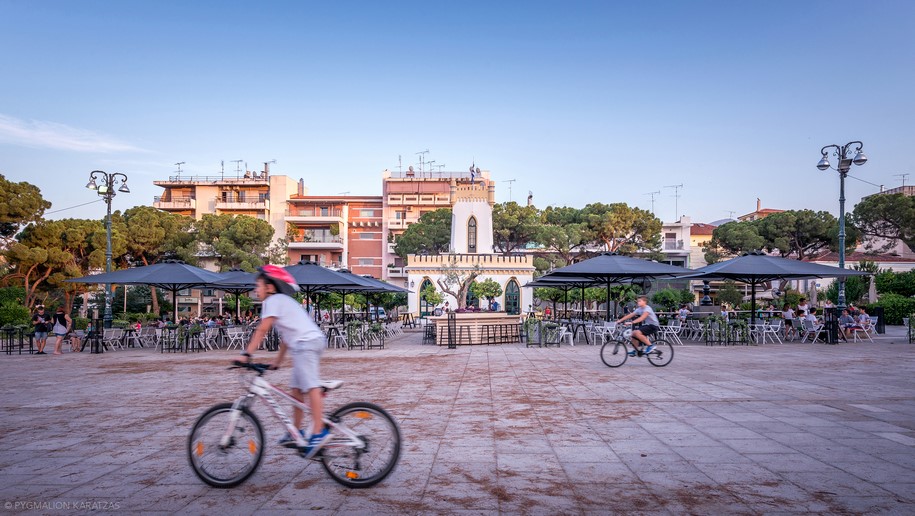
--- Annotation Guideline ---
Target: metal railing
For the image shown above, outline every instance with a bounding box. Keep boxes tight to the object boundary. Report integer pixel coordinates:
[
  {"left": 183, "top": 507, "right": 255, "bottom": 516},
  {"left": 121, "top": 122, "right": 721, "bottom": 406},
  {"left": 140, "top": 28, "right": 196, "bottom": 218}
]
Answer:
[{"left": 664, "top": 240, "right": 685, "bottom": 250}]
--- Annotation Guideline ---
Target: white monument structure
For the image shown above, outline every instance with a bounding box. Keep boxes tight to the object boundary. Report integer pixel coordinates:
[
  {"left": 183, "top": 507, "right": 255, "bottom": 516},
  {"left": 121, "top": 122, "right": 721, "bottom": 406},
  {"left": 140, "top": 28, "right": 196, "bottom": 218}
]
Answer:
[{"left": 405, "top": 180, "right": 535, "bottom": 316}]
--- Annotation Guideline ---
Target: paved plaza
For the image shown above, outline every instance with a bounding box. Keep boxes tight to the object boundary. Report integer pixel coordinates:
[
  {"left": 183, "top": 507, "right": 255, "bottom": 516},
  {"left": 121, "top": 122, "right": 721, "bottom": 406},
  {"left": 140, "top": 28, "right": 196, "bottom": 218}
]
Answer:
[{"left": 1, "top": 328, "right": 914, "bottom": 515}]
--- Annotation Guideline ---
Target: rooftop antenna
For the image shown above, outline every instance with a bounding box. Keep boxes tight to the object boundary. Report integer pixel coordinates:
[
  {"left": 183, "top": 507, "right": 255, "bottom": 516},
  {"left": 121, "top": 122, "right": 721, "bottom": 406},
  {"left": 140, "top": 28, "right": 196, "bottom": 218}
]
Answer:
[
  {"left": 503, "top": 179, "right": 517, "bottom": 202},
  {"left": 397, "top": 155, "right": 402, "bottom": 175},
  {"left": 426, "top": 160, "right": 436, "bottom": 178},
  {"left": 725, "top": 210, "right": 736, "bottom": 219},
  {"left": 415, "top": 149, "right": 429, "bottom": 174},
  {"left": 436, "top": 164, "right": 446, "bottom": 172},
  {"left": 230, "top": 160, "right": 243, "bottom": 178},
  {"left": 220, "top": 160, "right": 225, "bottom": 180},
  {"left": 644, "top": 190, "right": 661, "bottom": 214},
  {"left": 175, "top": 162, "right": 185, "bottom": 175},
  {"left": 339, "top": 191, "right": 350, "bottom": 196},
  {"left": 665, "top": 183, "right": 684, "bottom": 221},
  {"left": 894, "top": 173, "right": 910, "bottom": 187}
]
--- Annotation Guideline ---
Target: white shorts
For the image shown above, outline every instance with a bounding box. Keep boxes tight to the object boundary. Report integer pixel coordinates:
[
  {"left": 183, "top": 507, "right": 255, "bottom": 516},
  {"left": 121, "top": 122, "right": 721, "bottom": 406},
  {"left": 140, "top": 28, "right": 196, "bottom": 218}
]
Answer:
[{"left": 289, "top": 344, "right": 323, "bottom": 392}]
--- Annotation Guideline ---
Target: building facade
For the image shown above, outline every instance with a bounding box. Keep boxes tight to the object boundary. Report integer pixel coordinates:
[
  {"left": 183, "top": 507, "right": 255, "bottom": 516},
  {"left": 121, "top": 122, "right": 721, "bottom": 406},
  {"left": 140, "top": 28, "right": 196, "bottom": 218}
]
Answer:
[
  {"left": 284, "top": 195, "right": 384, "bottom": 277},
  {"left": 381, "top": 168, "right": 495, "bottom": 285}
]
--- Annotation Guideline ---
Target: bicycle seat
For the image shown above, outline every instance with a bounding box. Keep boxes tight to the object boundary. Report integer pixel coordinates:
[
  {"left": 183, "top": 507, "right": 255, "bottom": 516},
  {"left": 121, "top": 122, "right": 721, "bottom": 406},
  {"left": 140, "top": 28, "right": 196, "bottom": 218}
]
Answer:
[{"left": 320, "top": 380, "right": 343, "bottom": 391}]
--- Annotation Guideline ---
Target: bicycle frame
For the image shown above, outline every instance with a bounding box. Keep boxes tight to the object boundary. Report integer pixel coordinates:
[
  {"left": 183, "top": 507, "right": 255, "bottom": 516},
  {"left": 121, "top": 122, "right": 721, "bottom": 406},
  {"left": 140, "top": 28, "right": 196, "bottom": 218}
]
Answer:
[{"left": 220, "top": 375, "right": 365, "bottom": 452}]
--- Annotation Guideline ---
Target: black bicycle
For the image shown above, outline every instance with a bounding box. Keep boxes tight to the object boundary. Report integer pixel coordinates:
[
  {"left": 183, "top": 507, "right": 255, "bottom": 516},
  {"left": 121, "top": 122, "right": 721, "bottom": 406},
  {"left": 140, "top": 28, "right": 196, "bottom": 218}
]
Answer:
[{"left": 600, "top": 326, "right": 674, "bottom": 368}]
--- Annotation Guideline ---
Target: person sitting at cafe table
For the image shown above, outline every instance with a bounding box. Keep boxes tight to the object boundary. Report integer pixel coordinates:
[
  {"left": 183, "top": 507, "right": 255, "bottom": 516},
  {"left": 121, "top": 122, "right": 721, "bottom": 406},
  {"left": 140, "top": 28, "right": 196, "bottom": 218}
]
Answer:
[
  {"left": 677, "top": 304, "right": 691, "bottom": 322},
  {"left": 838, "top": 309, "right": 862, "bottom": 339},
  {"left": 797, "top": 298, "right": 809, "bottom": 315},
  {"left": 857, "top": 307, "right": 872, "bottom": 330}
]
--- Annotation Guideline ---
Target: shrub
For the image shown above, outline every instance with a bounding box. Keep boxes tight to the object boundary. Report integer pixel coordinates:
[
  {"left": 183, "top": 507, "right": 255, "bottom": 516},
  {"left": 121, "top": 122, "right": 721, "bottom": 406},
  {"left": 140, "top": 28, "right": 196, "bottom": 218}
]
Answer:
[
  {"left": 866, "top": 293, "right": 915, "bottom": 325},
  {"left": 72, "top": 317, "right": 89, "bottom": 330},
  {"left": 0, "top": 301, "right": 30, "bottom": 327}
]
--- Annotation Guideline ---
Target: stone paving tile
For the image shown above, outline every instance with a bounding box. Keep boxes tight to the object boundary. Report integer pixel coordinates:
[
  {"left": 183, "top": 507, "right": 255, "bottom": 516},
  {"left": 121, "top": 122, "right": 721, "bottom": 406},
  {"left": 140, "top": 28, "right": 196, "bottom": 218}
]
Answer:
[{"left": 1, "top": 331, "right": 914, "bottom": 513}]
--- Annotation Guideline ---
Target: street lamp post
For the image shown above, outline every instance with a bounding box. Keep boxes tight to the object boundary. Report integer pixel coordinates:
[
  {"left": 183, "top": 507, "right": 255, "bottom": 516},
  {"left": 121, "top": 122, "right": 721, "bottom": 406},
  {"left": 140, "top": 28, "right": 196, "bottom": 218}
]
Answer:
[
  {"left": 816, "top": 141, "right": 867, "bottom": 311},
  {"left": 86, "top": 171, "right": 130, "bottom": 329}
]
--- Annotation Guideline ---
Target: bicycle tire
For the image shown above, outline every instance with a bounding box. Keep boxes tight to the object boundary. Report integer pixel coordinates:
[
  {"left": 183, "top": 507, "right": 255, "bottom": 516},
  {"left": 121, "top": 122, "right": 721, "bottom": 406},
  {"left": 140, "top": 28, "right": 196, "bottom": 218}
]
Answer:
[
  {"left": 187, "top": 402, "right": 264, "bottom": 488},
  {"left": 600, "top": 339, "right": 629, "bottom": 368},
  {"left": 321, "top": 401, "right": 401, "bottom": 488},
  {"left": 646, "top": 339, "right": 674, "bottom": 367}
]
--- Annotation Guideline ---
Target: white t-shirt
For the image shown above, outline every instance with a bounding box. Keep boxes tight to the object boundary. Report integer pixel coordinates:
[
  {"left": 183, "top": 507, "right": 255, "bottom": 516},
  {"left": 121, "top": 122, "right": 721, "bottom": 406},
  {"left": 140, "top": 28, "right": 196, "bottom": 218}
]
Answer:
[
  {"left": 783, "top": 308, "right": 795, "bottom": 320},
  {"left": 260, "top": 293, "right": 324, "bottom": 351}
]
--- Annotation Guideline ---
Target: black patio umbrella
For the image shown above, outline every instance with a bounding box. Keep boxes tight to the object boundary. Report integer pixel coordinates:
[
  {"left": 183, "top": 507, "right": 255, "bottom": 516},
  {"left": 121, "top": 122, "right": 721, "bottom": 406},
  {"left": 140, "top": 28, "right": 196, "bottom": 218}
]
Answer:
[
  {"left": 283, "top": 262, "right": 378, "bottom": 323},
  {"left": 682, "top": 251, "right": 872, "bottom": 326},
  {"left": 68, "top": 260, "right": 224, "bottom": 323},
  {"left": 333, "top": 270, "right": 408, "bottom": 321},
  {"left": 209, "top": 269, "right": 258, "bottom": 319},
  {"left": 546, "top": 253, "right": 691, "bottom": 320}
]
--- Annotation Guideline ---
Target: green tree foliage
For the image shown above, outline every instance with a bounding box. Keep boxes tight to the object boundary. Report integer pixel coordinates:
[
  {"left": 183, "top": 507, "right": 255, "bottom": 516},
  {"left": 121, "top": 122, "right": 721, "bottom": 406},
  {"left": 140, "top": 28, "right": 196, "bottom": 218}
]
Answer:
[
  {"left": 533, "top": 287, "right": 570, "bottom": 314},
  {"left": 580, "top": 202, "right": 661, "bottom": 255},
  {"left": 4, "top": 218, "right": 113, "bottom": 309},
  {"left": 716, "top": 280, "right": 743, "bottom": 308},
  {"left": 867, "top": 293, "right": 915, "bottom": 325},
  {"left": 492, "top": 202, "right": 541, "bottom": 255},
  {"left": 822, "top": 261, "right": 878, "bottom": 306},
  {"left": 851, "top": 193, "right": 915, "bottom": 253},
  {"left": 538, "top": 206, "right": 587, "bottom": 265},
  {"left": 876, "top": 269, "right": 915, "bottom": 298},
  {"left": 393, "top": 209, "right": 452, "bottom": 259},
  {"left": 704, "top": 221, "right": 766, "bottom": 264},
  {"left": 707, "top": 211, "right": 857, "bottom": 263},
  {"left": 756, "top": 210, "right": 850, "bottom": 260},
  {"left": 122, "top": 207, "right": 196, "bottom": 313},
  {"left": 471, "top": 278, "right": 503, "bottom": 303},
  {"left": 651, "top": 288, "right": 683, "bottom": 311},
  {"left": 0, "top": 174, "right": 51, "bottom": 248},
  {"left": 224, "top": 293, "right": 254, "bottom": 313},
  {"left": 420, "top": 284, "right": 444, "bottom": 307},
  {"left": 195, "top": 214, "right": 275, "bottom": 270}
]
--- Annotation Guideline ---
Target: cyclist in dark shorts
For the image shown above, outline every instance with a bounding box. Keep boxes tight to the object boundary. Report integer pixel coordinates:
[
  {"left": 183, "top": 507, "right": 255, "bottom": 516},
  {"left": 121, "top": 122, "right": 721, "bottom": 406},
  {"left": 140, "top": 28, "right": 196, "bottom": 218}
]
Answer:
[{"left": 615, "top": 295, "right": 661, "bottom": 356}]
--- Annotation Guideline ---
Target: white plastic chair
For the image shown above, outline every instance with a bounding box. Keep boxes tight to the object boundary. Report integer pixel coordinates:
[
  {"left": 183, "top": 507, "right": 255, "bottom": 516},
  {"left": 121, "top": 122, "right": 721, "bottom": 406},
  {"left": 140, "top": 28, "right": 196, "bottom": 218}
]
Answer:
[{"left": 557, "top": 325, "right": 574, "bottom": 346}]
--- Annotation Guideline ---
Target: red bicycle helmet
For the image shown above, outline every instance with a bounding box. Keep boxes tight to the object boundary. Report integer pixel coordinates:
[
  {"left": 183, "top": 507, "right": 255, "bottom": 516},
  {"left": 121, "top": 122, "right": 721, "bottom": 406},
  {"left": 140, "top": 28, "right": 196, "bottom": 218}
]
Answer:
[{"left": 257, "top": 265, "right": 299, "bottom": 297}]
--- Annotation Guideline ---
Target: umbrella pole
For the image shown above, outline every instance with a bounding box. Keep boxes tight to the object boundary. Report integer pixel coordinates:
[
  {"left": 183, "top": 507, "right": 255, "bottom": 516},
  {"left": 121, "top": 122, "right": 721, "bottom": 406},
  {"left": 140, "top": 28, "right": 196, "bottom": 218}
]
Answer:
[
  {"left": 606, "top": 280, "right": 611, "bottom": 321},
  {"left": 173, "top": 290, "right": 178, "bottom": 324},
  {"left": 751, "top": 282, "right": 757, "bottom": 327},
  {"left": 581, "top": 286, "right": 585, "bottom": 320}
]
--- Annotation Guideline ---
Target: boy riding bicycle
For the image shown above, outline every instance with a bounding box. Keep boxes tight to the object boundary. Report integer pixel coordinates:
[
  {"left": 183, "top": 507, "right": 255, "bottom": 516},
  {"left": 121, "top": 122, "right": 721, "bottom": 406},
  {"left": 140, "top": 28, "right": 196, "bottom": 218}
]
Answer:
[
  {"left": 241, "top": 265, "right": 330, "bottom": 458},
  {"left": 615, "top": 295, "right": 661, "bottom": 356}
]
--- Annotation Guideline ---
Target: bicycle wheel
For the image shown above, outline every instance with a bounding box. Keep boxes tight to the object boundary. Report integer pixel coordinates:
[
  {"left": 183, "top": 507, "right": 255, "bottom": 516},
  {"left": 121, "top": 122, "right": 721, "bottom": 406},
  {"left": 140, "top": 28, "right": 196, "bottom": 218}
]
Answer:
[
  {"left": 646, "top": 339, "right": 674, "bottom": 367},
  {"left": 188, "top": 402, "right": 264, "bottom": 488},
  {"left": 600, "top": 339, "right": 629, "bottom": 368},
  {"left": 321, "top": 402, "right": 401, "bottom": 488}
]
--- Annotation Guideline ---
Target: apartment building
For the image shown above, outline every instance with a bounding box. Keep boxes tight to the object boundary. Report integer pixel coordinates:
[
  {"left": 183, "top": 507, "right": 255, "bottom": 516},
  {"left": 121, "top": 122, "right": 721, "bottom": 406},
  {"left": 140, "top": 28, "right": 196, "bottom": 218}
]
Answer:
[
  {"left": 285, "top": 195, "right": 384, "bottom": 277},
  {"left": 152, "top": 167, "right": 300, "bottom": 246},
  {"left": 381, "top": 168, "right": 495, "bottom": 284}
]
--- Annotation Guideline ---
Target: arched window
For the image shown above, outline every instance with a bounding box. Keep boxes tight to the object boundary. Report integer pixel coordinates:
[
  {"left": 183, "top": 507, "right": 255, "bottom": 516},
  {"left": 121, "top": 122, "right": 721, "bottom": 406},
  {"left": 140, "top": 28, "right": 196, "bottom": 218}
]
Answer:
[
  {"left": 504, "top": 279, "right": 521, "bottom": 315},
  {"left": 465, "top": 282, "right": 479, "bottom": 309},
  {"left": 468, "top": 216, "right": 477, "bottom": 253}
]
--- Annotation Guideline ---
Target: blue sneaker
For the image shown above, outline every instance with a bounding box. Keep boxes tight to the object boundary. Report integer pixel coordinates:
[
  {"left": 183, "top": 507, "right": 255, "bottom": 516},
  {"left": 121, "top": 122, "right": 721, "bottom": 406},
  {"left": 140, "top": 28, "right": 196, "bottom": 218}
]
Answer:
[
  {"left": 304, "top": 427, "right": 331, "bottom": 459},
  {"left": 627, "top": 350, "right": 637, "bottom": 357},
  {"left": 643, "top": 344, "right": 655, "bottom": 355},
  {"left": 279, "top": 429, "right": 306, "bottom": 449}
]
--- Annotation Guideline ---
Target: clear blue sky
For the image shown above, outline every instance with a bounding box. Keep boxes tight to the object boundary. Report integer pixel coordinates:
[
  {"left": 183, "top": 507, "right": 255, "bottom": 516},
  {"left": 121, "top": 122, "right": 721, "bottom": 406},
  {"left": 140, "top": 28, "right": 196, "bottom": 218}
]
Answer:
[{"left": 2, "top": 0, "right": 913, "bottom": 224}]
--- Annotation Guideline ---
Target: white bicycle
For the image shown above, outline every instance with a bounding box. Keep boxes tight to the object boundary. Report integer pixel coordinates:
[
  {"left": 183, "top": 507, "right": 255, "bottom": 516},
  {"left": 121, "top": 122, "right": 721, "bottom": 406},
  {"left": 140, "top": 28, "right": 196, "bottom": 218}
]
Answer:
[{"left": 187, "top": 361, "right": 401, "bottom": 488}]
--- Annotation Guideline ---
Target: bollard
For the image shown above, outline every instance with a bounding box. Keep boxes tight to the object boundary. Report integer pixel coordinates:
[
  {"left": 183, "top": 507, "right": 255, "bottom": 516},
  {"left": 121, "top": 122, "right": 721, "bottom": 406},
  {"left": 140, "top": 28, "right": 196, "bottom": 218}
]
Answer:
[{"left": 447, "top": 312, "right": 457, "bottom": 349}]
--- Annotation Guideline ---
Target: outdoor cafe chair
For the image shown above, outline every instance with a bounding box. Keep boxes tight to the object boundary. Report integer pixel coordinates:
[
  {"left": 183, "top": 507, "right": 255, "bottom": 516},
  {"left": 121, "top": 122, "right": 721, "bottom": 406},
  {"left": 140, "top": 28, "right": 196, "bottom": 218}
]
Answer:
[
  {"left": 851, "top": 317, "right": 875, "bottom": 342},
  {"left": 762, "top": 319, "right": 783, "bottom": 344},
  {"left": 102, "top": 328, "right": 124, "bottom": 350},
  {"left": 138, "top": 327, "right": 158, "bottom": 347},
  {"left": 660, "top": 320, "right": 684, "bottom": 345},
  {"left": 203, "top": 327, "right": 221, "bottom": 350},
  {"left": 800, "top": 319, "right": 824, "bottom": 343},
  {"left": 557, "top": 325, "right": 574, "bottom": 346},
  {"left": 224, "top": 326, "right": 247, "bottom": 350}
]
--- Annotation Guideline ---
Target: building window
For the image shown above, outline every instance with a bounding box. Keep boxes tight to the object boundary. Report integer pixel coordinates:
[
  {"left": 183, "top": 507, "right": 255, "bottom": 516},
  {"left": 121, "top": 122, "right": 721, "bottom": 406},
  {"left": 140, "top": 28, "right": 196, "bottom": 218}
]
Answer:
[
  {"left": 468, "top": 216, "right": 477, "bottom": 253},
  {"left": 320, "top": 207, "right": 329, "bottom": 216},
  {"left": 360, "top": 209, "right": 376, "bottom": 217},
  {"left": 359, "top": 233, "right": 377, "bottom": 239},
  {"left": 358, "top": 258, "right": 374, "bottom": 266}
]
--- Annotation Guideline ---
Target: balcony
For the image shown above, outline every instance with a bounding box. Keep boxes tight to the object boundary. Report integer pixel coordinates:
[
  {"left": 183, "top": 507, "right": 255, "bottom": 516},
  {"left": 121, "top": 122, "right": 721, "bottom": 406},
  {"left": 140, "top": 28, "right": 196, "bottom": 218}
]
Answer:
[
  {"left": 288, "top": 236, "right": 344, "bottom": 250},
  {"left": 386, "top": 266, "right": 407, "bottom": 278},
  {"left": 663, "top": 239, "right": 686, "bottom": 251},
  {"left": 153, "top": 196, "right": 196, "bottom": 210},
  {"left": 285, "top": 209, "right": 345, "bottom": 224},
  {"left": 387, "top": 242, "right": 397, "bottom": 254},
  {"left": 216, "top": 198, "right": 269, "bottom": 211}
]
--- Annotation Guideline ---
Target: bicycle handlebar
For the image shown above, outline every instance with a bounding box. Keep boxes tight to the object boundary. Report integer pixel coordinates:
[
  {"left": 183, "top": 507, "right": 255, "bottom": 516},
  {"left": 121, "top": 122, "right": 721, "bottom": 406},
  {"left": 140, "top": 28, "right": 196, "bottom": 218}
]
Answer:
[{"left": 230, "top": 360, "right": 273, "bottom": 374}]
